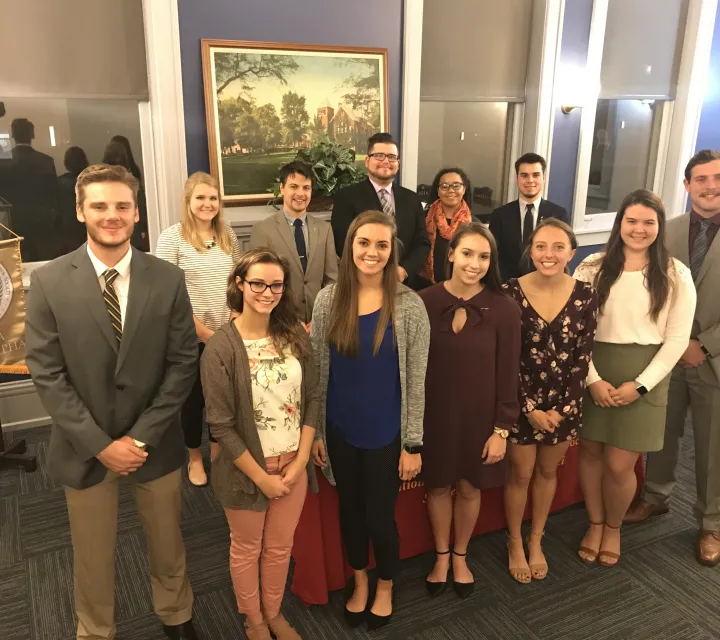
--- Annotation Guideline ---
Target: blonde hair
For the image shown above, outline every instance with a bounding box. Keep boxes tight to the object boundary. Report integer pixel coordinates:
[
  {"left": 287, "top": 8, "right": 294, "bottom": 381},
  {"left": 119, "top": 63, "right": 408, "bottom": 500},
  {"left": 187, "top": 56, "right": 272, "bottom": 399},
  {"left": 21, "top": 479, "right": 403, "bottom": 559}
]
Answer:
[
  {"left": 76, "top": 164, "right": 139, "bottom": 208},
  {"left": 180, "top": 172, "right": 233, "bottom": 254}
]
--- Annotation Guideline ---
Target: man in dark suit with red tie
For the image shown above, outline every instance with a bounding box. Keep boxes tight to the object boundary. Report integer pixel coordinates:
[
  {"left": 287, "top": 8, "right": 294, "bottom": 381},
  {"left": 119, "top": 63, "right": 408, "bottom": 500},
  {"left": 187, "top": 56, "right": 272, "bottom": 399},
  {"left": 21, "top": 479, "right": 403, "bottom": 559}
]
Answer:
[
  {"left": 331, "top": 132, "right": 430, "bottom": 285},
  {"left": 489, "top": 153, "right": 570, "bottom": 281}
]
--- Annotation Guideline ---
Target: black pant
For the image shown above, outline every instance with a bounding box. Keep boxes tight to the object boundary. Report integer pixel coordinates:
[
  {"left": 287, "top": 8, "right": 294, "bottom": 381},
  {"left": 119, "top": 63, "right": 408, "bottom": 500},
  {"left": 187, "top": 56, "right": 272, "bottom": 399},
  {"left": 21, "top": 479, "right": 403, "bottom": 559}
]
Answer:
[
  {"left": 181, "top": 342, "right": 215, "bottom": 449},
  {"left": 326, "top": 428, "right": 401, "bottom": 580}
]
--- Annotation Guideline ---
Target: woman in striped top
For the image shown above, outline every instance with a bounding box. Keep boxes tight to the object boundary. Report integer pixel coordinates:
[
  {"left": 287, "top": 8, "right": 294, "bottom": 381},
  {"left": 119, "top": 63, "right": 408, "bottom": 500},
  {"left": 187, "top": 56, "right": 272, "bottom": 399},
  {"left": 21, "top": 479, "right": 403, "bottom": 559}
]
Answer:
[{"left": 156, "top": 171, "right": 242, "bottom": 486}]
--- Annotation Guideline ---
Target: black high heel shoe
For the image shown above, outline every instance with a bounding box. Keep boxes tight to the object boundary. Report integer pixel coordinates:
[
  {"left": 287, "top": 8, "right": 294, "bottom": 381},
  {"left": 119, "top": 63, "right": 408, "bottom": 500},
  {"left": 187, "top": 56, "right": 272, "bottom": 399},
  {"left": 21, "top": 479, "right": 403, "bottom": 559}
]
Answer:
[
  {"left": 343, "top": 578, "right": 368, "bottom": 628},
  {"left": 366, "top": 587, "right": 394, "bottom": 631},
  {"left": 452, "top": 549, "right": 475, "bottom": 598},
  {"left": 426, "top": 549, "right": 451, "bottom": 597}
]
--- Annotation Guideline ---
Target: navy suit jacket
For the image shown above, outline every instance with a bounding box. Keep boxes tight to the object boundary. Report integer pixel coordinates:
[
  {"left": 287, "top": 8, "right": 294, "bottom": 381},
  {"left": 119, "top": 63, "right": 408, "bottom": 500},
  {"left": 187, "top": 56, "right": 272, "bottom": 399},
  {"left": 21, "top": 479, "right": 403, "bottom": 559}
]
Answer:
[
  {"left": 489, "top": 198, "right": 570, "bottom": 280},
  {"left": 331, "top": 179, "right": 430, "bottom": 282}
]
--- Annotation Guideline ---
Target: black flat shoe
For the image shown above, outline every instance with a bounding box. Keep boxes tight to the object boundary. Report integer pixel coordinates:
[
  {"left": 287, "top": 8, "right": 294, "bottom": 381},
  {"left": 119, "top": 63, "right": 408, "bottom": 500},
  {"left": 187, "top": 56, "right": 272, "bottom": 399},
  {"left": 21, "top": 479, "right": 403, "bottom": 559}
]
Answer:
[
  {"left": 344, "top": 578, "right": 369, "bottom": 628},
  {"left": 366, "top": 610, "right": 392, "bottom": 631},
  {"left": 163, "top": 619, "right": 197, "bottom": 640},
  {"left": 451, "top": 550, "right": 475, "bottom": 599},
  {"left": 426, "top": 549, "right": 451, "bottom": 597}
]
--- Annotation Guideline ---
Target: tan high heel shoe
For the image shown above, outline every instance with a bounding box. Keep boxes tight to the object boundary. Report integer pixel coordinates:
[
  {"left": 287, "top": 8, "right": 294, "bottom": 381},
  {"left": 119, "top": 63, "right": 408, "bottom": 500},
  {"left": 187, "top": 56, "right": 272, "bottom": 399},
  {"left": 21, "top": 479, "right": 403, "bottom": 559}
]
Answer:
[
  {"left": 598, "top": 523, "right": 621, "bottom": 567},
  {"left": 527, "top": 531, "right": 548, "bottom": 580},
  {"left": 578, "top": 521, "right": 604, "bottom": 563},
  {"left": 507, "top": 534, "right": 531, "bottom": 584}
]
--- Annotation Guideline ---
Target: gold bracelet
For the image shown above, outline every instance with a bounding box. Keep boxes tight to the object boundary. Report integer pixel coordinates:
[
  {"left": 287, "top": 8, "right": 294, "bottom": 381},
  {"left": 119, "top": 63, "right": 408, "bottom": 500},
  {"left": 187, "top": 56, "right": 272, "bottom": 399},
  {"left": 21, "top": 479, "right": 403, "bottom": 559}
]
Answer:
[{"left": 493, "top": 427, "right": 509, "bottom": 439}]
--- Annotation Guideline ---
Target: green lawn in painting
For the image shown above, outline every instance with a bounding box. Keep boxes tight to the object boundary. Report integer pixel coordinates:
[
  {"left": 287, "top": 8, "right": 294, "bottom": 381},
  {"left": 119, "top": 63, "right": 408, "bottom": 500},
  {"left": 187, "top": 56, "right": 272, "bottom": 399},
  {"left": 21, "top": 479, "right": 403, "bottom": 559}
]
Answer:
[{"left": 221, "top": 151, "right": 366, "bottom": 196}]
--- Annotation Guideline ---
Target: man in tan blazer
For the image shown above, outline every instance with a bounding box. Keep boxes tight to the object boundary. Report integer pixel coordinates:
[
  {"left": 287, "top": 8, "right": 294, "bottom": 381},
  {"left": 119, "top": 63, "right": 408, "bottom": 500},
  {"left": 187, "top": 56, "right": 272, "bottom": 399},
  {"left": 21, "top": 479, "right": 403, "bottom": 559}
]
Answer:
[
  {"left": 250, "top": 161, "right": 338, "bottom": 326},
  {"left": 626, "top": 149, "right": 720, "bottom": 566}
]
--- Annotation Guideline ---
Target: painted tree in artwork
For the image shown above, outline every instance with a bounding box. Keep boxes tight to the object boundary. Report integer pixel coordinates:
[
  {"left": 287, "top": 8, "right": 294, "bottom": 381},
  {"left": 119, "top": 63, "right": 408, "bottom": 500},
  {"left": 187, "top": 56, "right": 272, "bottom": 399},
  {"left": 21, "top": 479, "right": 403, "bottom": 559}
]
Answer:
[
  {"left": 255, "top": 103, "right": 283, "bottom": 150},
  {"left": 309, "top": 116, "right": 329, "bottom": 143},
  {"left": 281, "top": 91, "right": 310, "bottom": 147},
  {"left": 235, "top": 114, "right": 263, "bottom": 152},
  {"left": 217, "top": 96, "right": 254, "bottom": 151},
  {"left": 340, "top": 59, "right": 382, "bottom": 129},
  {"left": 214, "top": 52, "right": 300, "bottom": 96}
]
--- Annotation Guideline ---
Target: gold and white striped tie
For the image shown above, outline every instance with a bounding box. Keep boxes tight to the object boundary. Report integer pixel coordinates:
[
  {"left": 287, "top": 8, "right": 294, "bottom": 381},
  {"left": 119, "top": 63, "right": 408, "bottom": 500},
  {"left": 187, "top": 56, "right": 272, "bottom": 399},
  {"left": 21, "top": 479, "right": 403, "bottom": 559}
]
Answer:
[{"left": 103, "top": 268, "right": 122, "bottom": 343}]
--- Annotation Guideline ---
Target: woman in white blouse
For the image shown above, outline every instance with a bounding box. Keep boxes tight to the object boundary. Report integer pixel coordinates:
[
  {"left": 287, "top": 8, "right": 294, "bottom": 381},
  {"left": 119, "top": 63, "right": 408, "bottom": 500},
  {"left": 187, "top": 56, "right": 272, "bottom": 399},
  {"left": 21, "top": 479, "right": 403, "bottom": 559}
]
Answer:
[
  {"left": 156, "top": 172, "right": 241, "bottom": 486},
  {"left": 573, "top": 189, "right": 696, "bottom": 567}
]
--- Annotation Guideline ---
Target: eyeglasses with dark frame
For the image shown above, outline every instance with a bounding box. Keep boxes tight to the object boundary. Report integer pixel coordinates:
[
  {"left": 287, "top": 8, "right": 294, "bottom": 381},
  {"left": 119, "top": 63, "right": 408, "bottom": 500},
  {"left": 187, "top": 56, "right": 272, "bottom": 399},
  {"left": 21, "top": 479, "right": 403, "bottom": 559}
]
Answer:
[
  {"left": 368, "top": 152, "right": 400, "bottom": 163},
  {"left": 244, "top": 281, "right": 286, "bottom": 294},
  {"left": 438, "top": 182, "right": 465, "bottom": 192}
]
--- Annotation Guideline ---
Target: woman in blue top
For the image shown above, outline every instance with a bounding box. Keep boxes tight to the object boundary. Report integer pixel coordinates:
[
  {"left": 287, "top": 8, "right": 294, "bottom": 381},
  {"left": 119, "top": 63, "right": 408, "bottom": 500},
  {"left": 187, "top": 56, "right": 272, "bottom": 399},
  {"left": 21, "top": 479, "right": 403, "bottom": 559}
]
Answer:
[{"left": 311, "top": 210, "right": 430, "bottom": 631}]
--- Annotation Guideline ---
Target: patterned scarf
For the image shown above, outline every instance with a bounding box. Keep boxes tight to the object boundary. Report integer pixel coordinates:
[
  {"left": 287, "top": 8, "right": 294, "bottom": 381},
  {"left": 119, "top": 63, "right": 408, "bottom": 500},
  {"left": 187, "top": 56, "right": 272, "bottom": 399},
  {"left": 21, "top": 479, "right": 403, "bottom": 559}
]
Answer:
[{"left": 420, "top": 199, "right": 473, "bottom": 284}]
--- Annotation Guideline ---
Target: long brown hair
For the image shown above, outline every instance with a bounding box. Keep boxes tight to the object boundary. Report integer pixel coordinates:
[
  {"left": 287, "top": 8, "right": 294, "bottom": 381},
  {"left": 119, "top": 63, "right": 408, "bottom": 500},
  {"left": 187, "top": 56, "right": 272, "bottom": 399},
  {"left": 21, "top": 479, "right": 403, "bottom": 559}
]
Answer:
[
  {"left": 227, "top": 248, "right": 309, "bottom": 358},
  {"left": 181, "top": 172, "right": 234, "bottom": 254},
  {"left": 592, "top": 189, "right": 673, "bottom": 322},
  {"left": 445, "top": 222, "right": 503, "bottom": 292},
  {"left": 328, "top": 211, "right": 399, "bottom": 357}
]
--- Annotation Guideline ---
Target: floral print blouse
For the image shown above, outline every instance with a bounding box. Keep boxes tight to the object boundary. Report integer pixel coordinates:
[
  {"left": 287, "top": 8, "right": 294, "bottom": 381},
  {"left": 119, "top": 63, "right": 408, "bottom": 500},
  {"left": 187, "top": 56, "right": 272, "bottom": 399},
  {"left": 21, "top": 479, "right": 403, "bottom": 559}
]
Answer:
[
  {"left": 244, "top": 337, "right": 302, "bottom": 457},
  {"left": 502, "top": 279, "right": 599, "bottom": 445}
]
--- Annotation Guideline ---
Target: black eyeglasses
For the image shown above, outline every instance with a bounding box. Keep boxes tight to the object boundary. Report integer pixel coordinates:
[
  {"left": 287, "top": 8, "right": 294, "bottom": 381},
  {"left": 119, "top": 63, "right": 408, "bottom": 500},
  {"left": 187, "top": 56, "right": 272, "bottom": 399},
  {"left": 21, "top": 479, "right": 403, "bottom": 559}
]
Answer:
[
  {"left": 368, "top": 153, "right": 400, "bottom": 163},
  {"left": 438, "top": 182, "right": 464, "bottom": 192},
  {"left": 245, "top": 281, "right": 286, "bottom": 294}
]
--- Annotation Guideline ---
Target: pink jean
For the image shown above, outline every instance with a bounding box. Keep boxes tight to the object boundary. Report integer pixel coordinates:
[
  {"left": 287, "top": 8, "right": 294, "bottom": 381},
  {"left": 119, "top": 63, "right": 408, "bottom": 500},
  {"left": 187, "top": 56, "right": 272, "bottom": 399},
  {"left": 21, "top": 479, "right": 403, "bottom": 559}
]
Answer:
[{"left": 224, "top": 451, "right": 308, "bottom": 619}]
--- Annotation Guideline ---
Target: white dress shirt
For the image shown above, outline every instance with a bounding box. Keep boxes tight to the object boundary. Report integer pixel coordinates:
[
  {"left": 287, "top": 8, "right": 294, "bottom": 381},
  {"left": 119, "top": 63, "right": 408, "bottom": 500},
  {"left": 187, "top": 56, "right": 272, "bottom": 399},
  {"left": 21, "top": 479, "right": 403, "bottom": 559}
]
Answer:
[
  {"left": 87, "top": 245, "right": 132, "bottom": 329},
  {"left": 518, "top": 195, "right": 542, "bottom": 238}
]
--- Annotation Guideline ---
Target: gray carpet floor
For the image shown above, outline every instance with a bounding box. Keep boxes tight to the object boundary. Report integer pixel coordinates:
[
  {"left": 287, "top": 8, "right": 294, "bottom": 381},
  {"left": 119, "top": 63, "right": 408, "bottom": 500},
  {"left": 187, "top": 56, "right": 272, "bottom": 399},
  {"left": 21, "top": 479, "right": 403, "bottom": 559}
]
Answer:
[{"left": 1, "top": 423, "right": 719, "bottom": 640}]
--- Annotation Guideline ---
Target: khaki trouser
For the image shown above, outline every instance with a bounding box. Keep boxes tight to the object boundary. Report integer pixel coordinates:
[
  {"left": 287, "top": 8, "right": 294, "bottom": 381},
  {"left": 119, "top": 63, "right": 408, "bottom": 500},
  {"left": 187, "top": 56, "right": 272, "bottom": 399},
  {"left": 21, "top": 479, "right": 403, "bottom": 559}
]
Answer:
[
  {"left": 643, "top": 365, "right": 720, "bottom": 531},
  {"left": 64, "top": 468, "right": 193, "bottom": 640}
]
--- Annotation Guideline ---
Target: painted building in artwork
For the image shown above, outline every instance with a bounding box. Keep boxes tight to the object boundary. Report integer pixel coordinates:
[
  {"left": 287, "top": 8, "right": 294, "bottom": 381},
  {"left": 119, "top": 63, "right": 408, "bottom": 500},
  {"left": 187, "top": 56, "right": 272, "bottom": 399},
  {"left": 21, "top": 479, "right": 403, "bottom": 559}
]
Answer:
[{"left": 316, "top": 100, "right": 374, "bottom": 150}]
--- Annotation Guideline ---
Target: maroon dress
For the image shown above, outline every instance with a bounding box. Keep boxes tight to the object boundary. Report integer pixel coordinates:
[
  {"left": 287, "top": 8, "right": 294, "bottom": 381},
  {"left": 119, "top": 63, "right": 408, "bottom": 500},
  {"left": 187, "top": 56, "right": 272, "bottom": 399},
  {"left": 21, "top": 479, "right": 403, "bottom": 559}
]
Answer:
[
  {"left": 502, "top": 279, "right": 598, "bottom": 445},
  {"left": 419, "top": 283, "right": 521, "bottom": 490}
]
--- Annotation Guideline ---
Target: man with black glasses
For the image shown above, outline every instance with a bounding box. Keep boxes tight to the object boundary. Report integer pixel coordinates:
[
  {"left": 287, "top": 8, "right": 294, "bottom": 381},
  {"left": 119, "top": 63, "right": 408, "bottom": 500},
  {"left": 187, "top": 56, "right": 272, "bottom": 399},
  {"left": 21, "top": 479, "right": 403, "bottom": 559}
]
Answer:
[{"left": 332, "top": 132, "right": 429, "bottom": 285}]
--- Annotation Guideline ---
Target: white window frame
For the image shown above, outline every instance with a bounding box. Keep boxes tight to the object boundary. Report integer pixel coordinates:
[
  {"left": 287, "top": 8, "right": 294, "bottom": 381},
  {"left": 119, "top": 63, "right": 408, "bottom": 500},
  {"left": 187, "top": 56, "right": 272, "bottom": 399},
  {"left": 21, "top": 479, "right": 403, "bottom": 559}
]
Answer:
[
  {"left": 400, "top": 0, "right": 565, "bottom": 201},
  {"left": 571, "top": 0, "right": 717, "bottom": 246}
]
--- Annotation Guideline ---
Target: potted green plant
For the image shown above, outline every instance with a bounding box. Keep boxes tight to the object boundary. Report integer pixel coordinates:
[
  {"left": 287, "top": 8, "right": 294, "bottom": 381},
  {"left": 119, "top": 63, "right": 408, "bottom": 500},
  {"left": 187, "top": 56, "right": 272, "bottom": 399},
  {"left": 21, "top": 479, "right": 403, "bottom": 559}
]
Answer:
[{"left": 268, "top": 138, "right": 366, "bottom": 211}]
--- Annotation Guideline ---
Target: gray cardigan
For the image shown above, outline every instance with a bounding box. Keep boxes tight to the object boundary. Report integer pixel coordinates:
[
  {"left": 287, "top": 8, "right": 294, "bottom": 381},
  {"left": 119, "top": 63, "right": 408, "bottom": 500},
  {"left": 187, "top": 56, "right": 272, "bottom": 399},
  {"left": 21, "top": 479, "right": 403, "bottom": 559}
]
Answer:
[
  {"left": 201, "top": 322, "right": 320, "bottom": 511},
  {"left": 310, "top": 283, "right": 431, "bottom": 484}
]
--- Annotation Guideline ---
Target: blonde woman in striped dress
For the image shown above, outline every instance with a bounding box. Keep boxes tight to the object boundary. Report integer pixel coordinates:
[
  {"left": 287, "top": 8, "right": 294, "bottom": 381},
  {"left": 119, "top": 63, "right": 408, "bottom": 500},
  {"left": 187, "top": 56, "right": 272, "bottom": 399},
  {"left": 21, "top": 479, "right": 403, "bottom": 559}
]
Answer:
[{"left": 156, "top": 172, "right": 242, "bottom": 486}]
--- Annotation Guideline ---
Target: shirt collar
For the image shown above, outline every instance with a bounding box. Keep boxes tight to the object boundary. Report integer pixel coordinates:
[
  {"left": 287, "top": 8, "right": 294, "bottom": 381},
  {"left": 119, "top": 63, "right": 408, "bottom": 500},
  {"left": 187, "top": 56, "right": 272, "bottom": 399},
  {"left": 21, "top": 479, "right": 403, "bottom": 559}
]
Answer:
[
  {"left": 87, "top": 244, "right": 132, "bottom": 279},
  {"left": 519, "top": 194, "right": 542, "bottom": 209},
  {"left": 690, "top": 209, "right": 720, "bottom": 225},
  {"left": 283, "top": 209, "right": 307, "bottom": 225},
  {"left": 369, "top": 177, "right": 393, "bottom": 195}
]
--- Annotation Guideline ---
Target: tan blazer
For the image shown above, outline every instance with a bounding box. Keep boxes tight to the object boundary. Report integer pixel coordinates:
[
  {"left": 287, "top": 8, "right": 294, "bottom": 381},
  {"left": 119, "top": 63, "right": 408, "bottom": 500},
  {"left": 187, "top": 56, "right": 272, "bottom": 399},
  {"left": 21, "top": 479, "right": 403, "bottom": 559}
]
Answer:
[
  {"left": 250, "top": 211, "right": 338, "bottom": 323},
  {"left": 666, "top": 213, "right": 720, "bottom": 386}
]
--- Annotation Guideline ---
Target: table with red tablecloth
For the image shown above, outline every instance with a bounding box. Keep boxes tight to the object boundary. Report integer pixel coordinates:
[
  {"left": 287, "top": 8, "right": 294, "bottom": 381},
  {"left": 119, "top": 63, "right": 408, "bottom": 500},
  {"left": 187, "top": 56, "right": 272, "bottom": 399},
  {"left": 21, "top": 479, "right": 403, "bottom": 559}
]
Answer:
[{"left": 290, "top": 442, "right": 645, "bottom": 605}]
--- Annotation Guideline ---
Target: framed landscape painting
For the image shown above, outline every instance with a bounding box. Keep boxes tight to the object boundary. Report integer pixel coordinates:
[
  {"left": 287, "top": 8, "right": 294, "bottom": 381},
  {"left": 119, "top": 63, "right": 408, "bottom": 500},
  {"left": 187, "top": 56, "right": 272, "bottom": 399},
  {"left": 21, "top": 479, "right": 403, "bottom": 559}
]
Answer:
[{"left": 201, "top": 39, "right": 389, "bottom": 205}]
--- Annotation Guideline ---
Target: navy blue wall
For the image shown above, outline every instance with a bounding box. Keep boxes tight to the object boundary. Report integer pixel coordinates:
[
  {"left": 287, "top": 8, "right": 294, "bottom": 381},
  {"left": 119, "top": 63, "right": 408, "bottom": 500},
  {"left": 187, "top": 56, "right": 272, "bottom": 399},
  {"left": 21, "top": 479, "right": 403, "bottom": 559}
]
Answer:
[
  {"left": 177, "top": 0, "right": 404, "bottom": 175},
  {"left": 546, "top": 0, "right": 593, "bottom": 215},
  {"left": 696, "top": 6, "right": 720, "bottom": 152}
]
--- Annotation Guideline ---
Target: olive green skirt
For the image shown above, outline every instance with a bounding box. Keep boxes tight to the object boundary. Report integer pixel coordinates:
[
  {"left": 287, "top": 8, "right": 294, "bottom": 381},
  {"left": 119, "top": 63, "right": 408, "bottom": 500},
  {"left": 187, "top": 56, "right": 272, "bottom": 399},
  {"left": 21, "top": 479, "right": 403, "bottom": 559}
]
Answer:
[{"left": 582, "top": 342, "right": 670, "bottom": 453}]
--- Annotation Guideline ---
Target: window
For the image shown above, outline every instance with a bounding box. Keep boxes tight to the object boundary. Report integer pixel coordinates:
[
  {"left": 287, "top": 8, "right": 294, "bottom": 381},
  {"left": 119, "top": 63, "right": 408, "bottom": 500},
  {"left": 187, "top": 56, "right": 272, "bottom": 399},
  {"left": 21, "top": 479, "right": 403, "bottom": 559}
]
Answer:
[
  {"left": 417, "top": 102, "right": 512, "bottom": 219},
  {"left": 0, "top": 99, "right": 149, "bottom": 263},
  {"left": 586, "top": 99, "right": 662, "bottom": 214},
  {"left": 0, "top": 0, "right": 150, "bottom": 264}
]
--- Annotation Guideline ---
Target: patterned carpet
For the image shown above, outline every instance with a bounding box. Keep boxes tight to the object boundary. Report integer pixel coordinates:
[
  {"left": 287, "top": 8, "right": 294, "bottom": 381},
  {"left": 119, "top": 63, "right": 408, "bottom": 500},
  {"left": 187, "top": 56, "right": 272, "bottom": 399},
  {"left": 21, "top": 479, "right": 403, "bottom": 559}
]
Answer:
[{"left": 1, "top": 423, "right": 719, "bottom": 640}]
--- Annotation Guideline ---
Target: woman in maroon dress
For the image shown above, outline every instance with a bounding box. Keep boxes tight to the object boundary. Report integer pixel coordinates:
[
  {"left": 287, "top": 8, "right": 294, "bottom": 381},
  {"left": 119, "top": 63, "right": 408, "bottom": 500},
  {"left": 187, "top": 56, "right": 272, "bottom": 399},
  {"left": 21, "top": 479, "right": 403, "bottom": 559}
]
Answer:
[
  {"left": 503, "top": 219, "right": 597, "bottom": 583},
  {"left": 420, "top": 222, "right": 521, "bottom": 598}
]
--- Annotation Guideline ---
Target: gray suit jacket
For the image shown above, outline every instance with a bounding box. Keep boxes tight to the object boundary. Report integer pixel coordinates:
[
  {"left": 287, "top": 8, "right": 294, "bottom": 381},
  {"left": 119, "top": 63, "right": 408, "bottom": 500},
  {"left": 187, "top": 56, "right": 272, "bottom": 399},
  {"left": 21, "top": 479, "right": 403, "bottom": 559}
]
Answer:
[
  {"left": 249, "top": 211, "right": 338, "bottom": 323},
  {"left": 25, "top": 245, "right": 198, "bottom": 489},
  {"left": 666, "top": 214, "right": 720, "bottom": 386}
]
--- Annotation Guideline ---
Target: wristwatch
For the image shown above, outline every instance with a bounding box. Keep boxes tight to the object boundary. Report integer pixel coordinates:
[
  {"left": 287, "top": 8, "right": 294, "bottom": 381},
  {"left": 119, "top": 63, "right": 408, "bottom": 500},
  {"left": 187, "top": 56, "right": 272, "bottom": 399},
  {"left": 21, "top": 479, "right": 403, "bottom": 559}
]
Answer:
[
  {"left": 493, "top": 427, "right": 510, "bottom": 439},
  {"left": 634, "top": 381, "right": 648, "bottom": 396},
  {"left": 700, "top": 342, "right": 710, "bottom": 356},
  {"left": 404, "top": 444, "right": 423, "bottom": 455}
]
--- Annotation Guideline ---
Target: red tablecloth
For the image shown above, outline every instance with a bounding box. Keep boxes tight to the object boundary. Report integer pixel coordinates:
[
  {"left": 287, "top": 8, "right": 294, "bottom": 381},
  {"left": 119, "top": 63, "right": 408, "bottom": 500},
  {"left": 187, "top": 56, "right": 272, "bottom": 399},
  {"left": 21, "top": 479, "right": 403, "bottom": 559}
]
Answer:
[{"left": 290, "top": 443, "right": 645, "bottom": 605}]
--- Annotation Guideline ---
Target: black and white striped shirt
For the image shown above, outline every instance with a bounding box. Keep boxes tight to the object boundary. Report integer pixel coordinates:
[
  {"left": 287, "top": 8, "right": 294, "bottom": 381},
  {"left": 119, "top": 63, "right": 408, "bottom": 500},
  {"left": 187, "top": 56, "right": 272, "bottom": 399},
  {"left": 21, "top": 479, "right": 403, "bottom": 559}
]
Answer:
[{"left": 155, "top": 223, "right": 242, "bottom": 331}]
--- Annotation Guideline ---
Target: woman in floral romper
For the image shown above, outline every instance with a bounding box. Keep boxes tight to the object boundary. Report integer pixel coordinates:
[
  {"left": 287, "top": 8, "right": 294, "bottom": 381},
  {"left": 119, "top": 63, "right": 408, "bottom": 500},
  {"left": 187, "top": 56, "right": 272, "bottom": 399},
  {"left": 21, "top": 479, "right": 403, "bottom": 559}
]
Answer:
[{"left": 502, "top": 219, "right": 598, "bottom": 584}]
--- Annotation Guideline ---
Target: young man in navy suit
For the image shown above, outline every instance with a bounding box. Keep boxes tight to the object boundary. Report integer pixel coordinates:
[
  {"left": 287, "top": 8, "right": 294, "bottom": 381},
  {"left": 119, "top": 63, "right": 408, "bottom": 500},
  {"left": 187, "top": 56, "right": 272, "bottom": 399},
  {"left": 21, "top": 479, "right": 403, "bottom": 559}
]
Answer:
[
  {"left": 331, "top": 132, "right": 429, "bottom": 286},
  {"left": 489, "top": 153, "right": 570, "bottom": 280}
]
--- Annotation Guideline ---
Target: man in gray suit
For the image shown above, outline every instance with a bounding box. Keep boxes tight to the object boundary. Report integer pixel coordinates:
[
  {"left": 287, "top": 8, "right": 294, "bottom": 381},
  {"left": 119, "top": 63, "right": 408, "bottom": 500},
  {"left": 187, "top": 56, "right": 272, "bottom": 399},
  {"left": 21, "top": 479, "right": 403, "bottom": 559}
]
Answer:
[
  {"left": 250, "top": 161, "right": 337, "bottom": 328},
  {"left": 626, "top": 149, "right": 720, "bottom": 566},
  {"left": 25, "top": 164, "right": 199, "bottom": 639}
]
